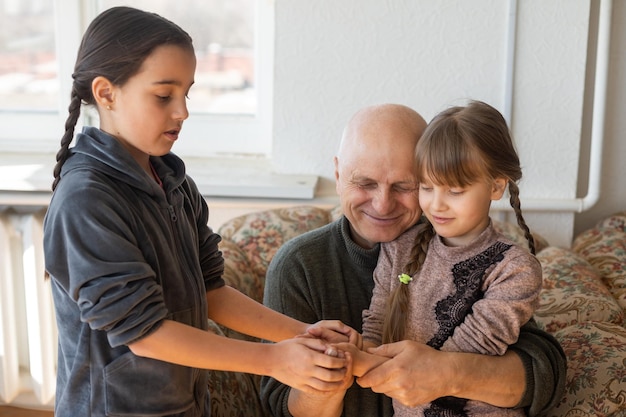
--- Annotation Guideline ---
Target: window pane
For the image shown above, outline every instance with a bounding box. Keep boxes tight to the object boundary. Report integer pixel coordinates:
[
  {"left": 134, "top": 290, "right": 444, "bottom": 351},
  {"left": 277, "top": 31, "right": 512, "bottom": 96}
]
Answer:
[
  {"left": 97, "top": 0, "right": 256, "bottom": 115},
  {"left": 0, "top": 0, "right": 58, "bottom": 111}
]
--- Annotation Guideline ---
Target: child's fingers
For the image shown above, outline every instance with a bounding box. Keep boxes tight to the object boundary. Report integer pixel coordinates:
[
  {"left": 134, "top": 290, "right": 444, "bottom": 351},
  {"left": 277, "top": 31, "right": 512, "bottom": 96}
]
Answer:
[
  {"left": 307, "top": 326, "right": 350, "bottom": 343},
  {"left": 324, "top": 346, "right": 345, "bottom": 358}
]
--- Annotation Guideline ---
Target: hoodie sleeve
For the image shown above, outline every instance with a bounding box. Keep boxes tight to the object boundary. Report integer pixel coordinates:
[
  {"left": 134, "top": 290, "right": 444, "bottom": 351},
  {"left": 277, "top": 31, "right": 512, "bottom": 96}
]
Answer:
[{"left": 44, "top": 171, "right": 168, "bottom": 348}]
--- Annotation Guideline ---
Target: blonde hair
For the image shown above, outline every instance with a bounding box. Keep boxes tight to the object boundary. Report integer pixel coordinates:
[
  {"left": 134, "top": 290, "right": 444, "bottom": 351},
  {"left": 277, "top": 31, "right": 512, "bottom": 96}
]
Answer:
[{"left": 382, "top": 100, "right": 535, "bottom": 344}]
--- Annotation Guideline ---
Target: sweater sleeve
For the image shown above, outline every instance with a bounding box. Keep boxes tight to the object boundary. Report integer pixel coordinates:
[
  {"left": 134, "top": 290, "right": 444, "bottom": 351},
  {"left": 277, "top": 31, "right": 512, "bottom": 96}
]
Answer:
[
  {"left": 509, "top": 319, "right": 567, "bottom": 416},
  {"left": 442, "top": 247, "right": 543, "bottom": 355}
]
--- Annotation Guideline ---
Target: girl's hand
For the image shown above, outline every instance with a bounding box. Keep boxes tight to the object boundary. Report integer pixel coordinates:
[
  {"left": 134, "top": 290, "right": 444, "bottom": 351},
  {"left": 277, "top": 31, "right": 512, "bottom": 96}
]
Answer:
[
  {"left": 268, "top": 337, "right": 351, "bottom": 394},
  {"left": 306, "top": 320, "right": 363, "bottom": 349},
  {"left": 331, "top": 342, "right": 389, "bottom": 378}
]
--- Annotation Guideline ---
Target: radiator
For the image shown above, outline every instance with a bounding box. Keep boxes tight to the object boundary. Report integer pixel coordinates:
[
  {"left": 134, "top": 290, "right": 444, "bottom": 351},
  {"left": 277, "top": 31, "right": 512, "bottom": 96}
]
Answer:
[{"left": 0, "top": 207, "right": 56, "bottom": 409}]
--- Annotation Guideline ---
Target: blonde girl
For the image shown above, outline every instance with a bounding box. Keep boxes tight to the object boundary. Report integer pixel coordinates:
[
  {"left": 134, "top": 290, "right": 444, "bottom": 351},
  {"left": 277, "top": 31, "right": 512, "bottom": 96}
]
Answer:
[{"left": 356, "top": 100, "right": 542, "bottom": 416}]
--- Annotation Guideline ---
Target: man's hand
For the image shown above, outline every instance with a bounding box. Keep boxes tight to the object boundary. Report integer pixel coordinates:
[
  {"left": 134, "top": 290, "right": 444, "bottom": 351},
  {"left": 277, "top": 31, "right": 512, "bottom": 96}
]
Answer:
[
  {"left": 357, "top": 340, "right": 526, "bottom": 409},
  {"left": 356, "top": 340, "right": 454, "bottom": 407}
]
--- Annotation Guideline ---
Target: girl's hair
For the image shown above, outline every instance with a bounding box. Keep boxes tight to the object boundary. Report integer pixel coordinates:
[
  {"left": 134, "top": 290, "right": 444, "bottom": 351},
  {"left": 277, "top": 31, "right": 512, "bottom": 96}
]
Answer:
[
  {"left": 51, "top": 6, "right": 194, "bottom": 190},
  {"left": 382, "top": 100, "right": 535, "bottom": 344}
]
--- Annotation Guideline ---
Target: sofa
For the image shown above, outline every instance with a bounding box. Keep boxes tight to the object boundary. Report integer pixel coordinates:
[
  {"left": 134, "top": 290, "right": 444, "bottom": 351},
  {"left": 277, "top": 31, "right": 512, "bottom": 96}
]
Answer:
[{"left": 206, "top": 205, "right": 626, "bottom": 417}]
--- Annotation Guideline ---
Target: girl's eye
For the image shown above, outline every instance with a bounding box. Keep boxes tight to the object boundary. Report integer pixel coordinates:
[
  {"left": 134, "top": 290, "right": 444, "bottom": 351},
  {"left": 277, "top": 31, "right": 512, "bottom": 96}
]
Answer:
[
  {"left": 157, "top": 95, "right": 171, "bottom": 102},
  {"left": 449, "top": 189, "right": 464, "bottom": 196}
]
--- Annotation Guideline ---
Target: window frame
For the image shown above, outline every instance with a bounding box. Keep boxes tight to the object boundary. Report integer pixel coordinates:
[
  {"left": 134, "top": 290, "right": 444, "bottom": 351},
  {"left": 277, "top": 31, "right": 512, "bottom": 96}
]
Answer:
[{"left": 0, "top": 0, "right": 274, "bottom": 157}]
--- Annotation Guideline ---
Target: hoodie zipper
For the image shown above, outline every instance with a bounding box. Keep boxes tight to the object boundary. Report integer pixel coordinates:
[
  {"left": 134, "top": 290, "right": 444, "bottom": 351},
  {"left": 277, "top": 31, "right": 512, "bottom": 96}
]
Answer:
[{"left": 168, "top": 205, "right": 178, "bottom": 222}]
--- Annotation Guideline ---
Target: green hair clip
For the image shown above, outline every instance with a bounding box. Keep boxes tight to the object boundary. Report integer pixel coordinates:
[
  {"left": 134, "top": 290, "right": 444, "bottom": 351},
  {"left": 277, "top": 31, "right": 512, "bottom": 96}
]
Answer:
[{"left": 398, "top": 273, "right": 412, "bottom": 285}]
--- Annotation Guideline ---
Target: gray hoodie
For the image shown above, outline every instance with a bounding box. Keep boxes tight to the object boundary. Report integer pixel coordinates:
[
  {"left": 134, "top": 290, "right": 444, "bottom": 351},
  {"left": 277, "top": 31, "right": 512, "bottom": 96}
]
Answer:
[{"left": 44, "top": 127, "right": 224, "bottom": 416}]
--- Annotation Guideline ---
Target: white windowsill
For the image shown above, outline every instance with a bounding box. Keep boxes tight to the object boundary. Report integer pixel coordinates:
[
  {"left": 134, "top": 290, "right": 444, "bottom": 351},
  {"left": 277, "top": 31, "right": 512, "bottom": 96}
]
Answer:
[{"left": 0, "top": 153, "right": 336, "bottom": 207}]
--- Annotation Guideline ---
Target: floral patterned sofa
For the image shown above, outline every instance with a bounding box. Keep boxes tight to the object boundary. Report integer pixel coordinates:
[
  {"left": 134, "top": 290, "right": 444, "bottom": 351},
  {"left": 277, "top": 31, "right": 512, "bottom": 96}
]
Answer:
[{"left": 206, "top": 206, "right": 626, "bottom": 417}]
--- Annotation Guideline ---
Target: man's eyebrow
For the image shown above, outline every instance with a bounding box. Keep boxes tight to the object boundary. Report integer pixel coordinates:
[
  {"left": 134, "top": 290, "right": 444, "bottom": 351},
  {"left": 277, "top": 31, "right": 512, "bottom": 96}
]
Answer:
[
  {"left": 349, "top": 174, "right": 375, "bottom": 183},
  {"left": 350, "top": 175, "right": 417, "bottom": 186}
]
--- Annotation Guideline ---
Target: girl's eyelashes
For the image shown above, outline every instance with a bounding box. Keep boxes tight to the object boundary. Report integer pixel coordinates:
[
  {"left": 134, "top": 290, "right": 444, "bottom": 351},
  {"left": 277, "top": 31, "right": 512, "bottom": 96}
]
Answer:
[
  {"left": 156, "top": 93, "right": 191, "bottom": 101},
  {"left": 419, "top": 183, "right": 465, "bottom": 196}
]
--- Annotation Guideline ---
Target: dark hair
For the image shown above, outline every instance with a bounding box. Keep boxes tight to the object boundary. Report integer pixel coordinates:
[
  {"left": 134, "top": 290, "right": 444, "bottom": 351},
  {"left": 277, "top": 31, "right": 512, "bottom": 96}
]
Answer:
[
  {"left": 382, "top": 100, "right": 535, "bottom": 344},
  {"left": 51, "top": 6, "right": 194, "bottom": 190}
]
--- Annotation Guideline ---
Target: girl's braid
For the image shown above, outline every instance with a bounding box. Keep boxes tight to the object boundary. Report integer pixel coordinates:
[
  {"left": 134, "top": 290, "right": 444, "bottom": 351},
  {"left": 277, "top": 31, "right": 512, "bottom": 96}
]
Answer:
[
  {"left": 52, "top": 89, "right": 82, "bottom": 191},
  {"left": 508, "top": 181, "right": 536, "bottom": 255},
  {"left": 382, "top": 220, "right": 435, "bottom": 344}
]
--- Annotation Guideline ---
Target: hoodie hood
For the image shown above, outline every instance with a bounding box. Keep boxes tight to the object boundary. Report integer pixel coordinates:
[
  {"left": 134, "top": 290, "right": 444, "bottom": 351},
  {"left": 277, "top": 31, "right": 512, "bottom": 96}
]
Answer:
[{"left": 63, "top": 126, "right": 186, "bottom": 198}]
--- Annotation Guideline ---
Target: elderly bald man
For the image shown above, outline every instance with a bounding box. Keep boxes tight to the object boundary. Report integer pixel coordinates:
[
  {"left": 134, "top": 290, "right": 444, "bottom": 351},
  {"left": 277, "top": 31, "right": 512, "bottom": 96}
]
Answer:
[{"left": 261, "top": 104, "right": 565, "bottom": 417}]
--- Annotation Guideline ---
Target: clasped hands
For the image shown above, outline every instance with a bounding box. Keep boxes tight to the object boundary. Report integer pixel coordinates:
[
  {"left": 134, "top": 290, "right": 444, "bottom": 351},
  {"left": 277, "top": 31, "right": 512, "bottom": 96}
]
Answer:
[
  {"left": 279, "top": 320, "right": 387, "bottom": 395},
  {"left": 289, "top": 321, "right": 452, "bottom": 407}
]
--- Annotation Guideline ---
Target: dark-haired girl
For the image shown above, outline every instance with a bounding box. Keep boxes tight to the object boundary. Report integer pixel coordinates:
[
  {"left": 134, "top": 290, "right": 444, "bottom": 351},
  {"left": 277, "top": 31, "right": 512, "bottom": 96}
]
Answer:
[{"left": 43, "top": 7, "right": 357, "bottom": 416}]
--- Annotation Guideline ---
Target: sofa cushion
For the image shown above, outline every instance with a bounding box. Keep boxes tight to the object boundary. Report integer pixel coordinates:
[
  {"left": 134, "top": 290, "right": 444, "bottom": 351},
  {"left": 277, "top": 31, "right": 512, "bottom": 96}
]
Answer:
[
  {"left": 572, "top": 213, "right": 626, "bottom": 312},
  {"left": 594, "top": 211, "right": 626, "bottom": 232},
  {"left": 541, "top": 322, "right": 626, "bottom": 417},
  {"left": 220, "top": 239, "right": 264, "bottom": 304},
  {"left": 217, "top": 205, "right": 333, "bottom": 285},
  {"left": 534, "top": 246, "right": 624, "bottom": 332}
]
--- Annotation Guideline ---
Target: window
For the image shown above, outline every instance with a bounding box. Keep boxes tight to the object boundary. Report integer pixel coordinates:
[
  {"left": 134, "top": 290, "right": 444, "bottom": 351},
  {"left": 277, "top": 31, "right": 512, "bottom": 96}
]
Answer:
[{"left": 0, "top": 0, "right": 273, "bottom": 157}]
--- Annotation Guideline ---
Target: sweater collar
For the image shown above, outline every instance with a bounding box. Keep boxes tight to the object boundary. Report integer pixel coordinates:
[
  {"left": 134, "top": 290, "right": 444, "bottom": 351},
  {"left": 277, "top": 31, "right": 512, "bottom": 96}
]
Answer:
[
  {"left": 431, "top": 220, "right": 498, "bottom": 259},
  {"left": 339, "top": 216, "right": 380, "bottom": 269}
]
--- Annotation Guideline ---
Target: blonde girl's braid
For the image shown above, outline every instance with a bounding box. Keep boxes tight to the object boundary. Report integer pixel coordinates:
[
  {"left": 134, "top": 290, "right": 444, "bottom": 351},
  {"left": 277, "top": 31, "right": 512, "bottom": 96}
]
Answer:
[
  {"left": 52, "top": 89, "right": 82, "bottom": 191},
  {"left": 382, "top": 219, "right": 435, "bottom": 344},
  {"left": 508, "top": 181, "right": 536, "bottom": 255}
]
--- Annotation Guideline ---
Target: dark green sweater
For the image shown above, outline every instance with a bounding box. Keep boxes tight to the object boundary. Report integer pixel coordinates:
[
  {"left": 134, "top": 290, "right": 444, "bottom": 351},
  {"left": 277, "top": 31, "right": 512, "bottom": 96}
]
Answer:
[{"left": 260, "top": 216, "right": 565, "bottom": 417}]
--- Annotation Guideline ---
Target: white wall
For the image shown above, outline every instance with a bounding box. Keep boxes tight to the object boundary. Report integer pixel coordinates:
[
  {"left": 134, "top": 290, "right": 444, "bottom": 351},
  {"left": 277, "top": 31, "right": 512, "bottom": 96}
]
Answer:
[
  {"left": 574, "top": 0, "right": 626, "bottom": 239},
  {"left": 269, "top": 0, "right": 624, "bottom": 247}
]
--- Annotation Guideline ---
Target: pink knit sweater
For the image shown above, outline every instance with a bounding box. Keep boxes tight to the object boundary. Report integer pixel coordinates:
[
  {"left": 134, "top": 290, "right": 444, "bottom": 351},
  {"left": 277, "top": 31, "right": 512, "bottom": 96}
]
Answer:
[{"left": 362, "top": 221, "right": 542, "bottom": 416}]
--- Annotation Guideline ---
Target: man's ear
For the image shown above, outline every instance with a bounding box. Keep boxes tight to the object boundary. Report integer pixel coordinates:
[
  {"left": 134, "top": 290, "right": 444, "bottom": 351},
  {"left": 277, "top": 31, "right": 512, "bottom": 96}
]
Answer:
[
  {"left": 491, "top": 178, "right": 508, "bottom": 201},
  {"left": 92, "top": 76, "right": 115, "bottom": 109},
  {"left": 333, "top": 156, "right": 341, "bottom": 194}
]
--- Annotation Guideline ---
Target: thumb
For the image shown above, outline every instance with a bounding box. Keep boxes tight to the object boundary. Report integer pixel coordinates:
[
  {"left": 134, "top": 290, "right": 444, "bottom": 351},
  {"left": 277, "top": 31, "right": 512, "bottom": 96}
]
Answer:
[
  {"left": 306, "top": 327, "right": 323, "bottom": 337},
  {"left": 367, "top": 342, "right": 401, "bottom": 358}
]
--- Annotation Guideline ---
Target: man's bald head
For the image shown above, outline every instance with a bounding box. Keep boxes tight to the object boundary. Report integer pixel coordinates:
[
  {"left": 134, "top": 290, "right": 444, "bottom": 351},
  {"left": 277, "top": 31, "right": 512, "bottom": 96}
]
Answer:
[
  {"left": 334, "top": 104, "right": 427, "bottom": 249},
  {"left": 337, "top": 103, "right": 427, "bottom": 163}
]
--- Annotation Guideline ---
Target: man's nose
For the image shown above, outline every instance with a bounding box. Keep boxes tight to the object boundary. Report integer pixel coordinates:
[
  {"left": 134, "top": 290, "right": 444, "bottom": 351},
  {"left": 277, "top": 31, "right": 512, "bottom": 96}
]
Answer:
[{"left": 372, "top": 188, "right": 394, "bottom": 214}]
